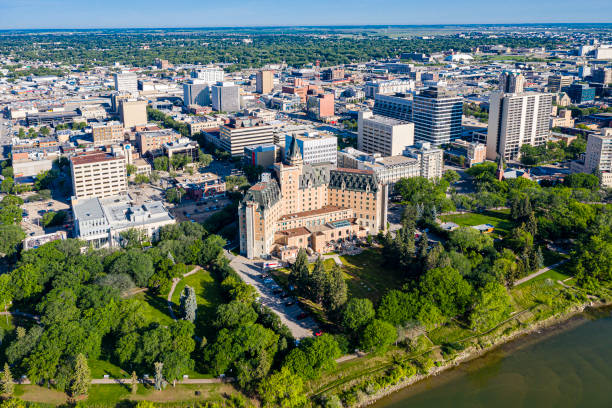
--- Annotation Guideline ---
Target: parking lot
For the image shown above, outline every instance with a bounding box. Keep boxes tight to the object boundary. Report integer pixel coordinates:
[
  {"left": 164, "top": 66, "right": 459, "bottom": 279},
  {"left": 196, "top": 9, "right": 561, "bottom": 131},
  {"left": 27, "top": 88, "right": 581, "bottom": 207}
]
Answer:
[
  {"left": 20, "top": 195, "right": 71, "bottom": 237},
  {"left": 170, "top": 197, "right": 231, "bottom": 223},
  {"left": 228, "top": 253, "right": 318, "bottom": 339}
]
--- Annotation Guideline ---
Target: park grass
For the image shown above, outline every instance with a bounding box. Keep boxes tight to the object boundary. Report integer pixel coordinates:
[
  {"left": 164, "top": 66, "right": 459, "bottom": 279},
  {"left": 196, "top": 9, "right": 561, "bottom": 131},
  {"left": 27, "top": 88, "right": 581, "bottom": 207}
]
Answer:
[
  {"left": 14, "top": 383, "right": 245, "bottom": 407},
  {"left": 131, "top": 291, "right": 175, "bottom": 326},
  {"left": 170, "top": 269, "right": 224, "bottom": 341},
  {"left": 89, "top": 359, "right": 129, "bottom": 379},
  {"left": 440, "top": 209, "right": 514, "bottom": 238},
  {"left": 339, "top": 249, "right": 403, "bottom": 301}
]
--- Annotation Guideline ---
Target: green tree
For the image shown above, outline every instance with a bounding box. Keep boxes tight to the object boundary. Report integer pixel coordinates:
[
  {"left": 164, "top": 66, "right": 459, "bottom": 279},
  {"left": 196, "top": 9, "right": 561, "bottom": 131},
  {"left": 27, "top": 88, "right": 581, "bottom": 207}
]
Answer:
[
  {"left": 288, "top": 249, "right": 310, "bottom": 295},
  {"left": 359, "top": 319, "right": 397, "bottom": 353},
  {"left": 109, "top": 250, "right": 154, "bottom": 287},
  {"left": 198, "top": 153, "right": 213, "bottom": 167},
  {"left": 179, "top": 285, "right": 197, "bottom": 323},
  {"left": 341, "top": 298, "right": 375, "bottom": 332},
  {"left": 154, "top": 156, "right": 169, "bottom": 171},
  {"left": 1, "top": 363, "right": 14, "bottom": 397},
  {"left": 131, "top": 371, "right": 138, "bottom": 394},
  {"left": 443, "top": 170, "right": 460, "bottom": 185},
  {"left": 0, "top": 225, "right": 25, "bottom": 256},
  {"left": 126, "top": 164, "right": 137, "bottom": 176},
  {"left": 419, "top": 266, "right": 473, "bottom": 317},
  {"left": 154, "top": 361, "right": 164, "bottom": 390},
  {"left": 119, "top": 228, "right": 147, "bottom": 249},
  {"left": 70, "top": 353, "right": 90, "bottom": 397},
  {"left": 310, "top": 257, "right": 327, "bottom": 303},
  {"left": 469, "top": 282, "right": 512, "bottom": 331},
  {"left": 258, "top": 366, "right": 307, "bottom": 408},
  {"left": 214, "top": 300, "right": 258, "bottom": 328}
]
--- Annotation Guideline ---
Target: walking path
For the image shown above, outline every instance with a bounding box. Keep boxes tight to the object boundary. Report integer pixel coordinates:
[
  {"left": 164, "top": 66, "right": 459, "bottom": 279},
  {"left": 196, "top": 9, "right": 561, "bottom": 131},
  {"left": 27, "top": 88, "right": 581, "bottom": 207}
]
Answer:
[
  {"left": 513, "top": 259, "right": 568, "bottom": 286},
  {"left": 166, "top": 265, "right": 202, "bottom": 319},
  {"left": 15, "top": 377, "right": 227, "bottom": 385}
]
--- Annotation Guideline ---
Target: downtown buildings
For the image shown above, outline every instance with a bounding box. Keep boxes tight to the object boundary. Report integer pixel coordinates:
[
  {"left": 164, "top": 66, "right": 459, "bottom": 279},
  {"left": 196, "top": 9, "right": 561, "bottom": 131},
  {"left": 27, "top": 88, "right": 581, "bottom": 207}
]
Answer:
[{"left": 358, "top": 111, "right": 414, "bottom": 157}]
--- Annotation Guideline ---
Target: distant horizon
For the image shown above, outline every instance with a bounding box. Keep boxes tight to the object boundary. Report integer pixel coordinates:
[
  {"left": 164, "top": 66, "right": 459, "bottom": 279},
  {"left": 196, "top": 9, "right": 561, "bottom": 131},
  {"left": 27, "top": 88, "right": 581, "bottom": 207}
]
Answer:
[
  {"left": 1, "top": 0, "right": 611, "bottom": 30},
  {"left": 1, "top": 22, "right": 612, "bottom": 32}
]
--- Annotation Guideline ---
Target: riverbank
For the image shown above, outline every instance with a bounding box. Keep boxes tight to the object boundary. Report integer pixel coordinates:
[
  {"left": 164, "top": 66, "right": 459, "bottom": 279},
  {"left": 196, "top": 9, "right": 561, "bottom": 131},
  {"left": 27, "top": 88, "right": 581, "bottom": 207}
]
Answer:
[{"left": 354, "top": 300, "right": 612, "bottom": 407}]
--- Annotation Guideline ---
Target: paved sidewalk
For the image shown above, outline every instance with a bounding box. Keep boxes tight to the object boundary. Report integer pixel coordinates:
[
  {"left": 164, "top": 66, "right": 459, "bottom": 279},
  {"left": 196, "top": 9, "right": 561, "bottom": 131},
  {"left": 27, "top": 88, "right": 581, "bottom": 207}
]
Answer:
[{"left": 513, "top": 259, "right": 568, "bottom": 286}]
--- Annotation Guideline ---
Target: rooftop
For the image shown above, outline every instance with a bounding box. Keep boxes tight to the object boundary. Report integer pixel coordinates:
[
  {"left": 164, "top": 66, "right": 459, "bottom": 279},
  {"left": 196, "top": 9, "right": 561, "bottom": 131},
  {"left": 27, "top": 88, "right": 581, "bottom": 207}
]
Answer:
[{"left": 70, "top": 151, "right": 120, "bottom": 165}]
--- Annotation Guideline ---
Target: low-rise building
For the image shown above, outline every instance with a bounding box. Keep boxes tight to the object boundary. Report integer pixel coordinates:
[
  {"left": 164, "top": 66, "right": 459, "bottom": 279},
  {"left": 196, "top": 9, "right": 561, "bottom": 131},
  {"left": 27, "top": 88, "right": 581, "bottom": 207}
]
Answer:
[
  {"left": 136, "top": 129, "right": 181, "bottom": 156},
  {"left": 73, "top": 194, "right": 175, "bottom": 248},
  {"left": 219, "top": 116, "right": 275, "bottom": 157},
  {"left": 284, "top": 131, "right": 337, "bottom": 166},
  {"left": 403, "top": 142, "right": 444, "bottom": 179},
  {"left": 91, "top": 121, "right": 124, "bottom": 145}
]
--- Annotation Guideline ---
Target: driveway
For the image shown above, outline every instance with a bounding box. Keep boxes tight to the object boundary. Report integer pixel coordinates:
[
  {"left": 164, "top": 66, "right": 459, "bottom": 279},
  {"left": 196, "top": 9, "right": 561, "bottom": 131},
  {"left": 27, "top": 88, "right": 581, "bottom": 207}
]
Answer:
[{"left": 227, "top": 252, "right": 318, "bottom": 339}]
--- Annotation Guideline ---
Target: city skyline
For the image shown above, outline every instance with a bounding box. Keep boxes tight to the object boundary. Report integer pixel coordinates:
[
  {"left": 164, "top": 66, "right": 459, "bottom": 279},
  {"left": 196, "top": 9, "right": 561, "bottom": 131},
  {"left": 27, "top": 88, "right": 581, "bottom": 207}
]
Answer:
[{"left": 1, "top": 0, "right": 612, "bottom": 29}]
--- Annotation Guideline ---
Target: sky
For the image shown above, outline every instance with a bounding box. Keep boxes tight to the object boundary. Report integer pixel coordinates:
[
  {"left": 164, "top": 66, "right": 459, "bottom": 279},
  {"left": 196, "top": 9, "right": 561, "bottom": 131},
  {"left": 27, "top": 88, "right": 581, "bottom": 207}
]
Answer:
[{"left": 0, "top": 0, "right": 611, "bottom": 29}]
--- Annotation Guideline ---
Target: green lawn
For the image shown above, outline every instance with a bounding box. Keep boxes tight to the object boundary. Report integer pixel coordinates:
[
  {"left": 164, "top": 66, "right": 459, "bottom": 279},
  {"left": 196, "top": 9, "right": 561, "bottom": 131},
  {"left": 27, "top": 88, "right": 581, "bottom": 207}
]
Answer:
[
  {"left": 89, "top": 359, "right": 129, "bottom": 379},
  {"left": 131, "top": 291, "right": 175, "bottom": 326},
  {"left": 440, "top": 209, "right": 514, "bottom": 238},
  {"left": 170, "top": 269, "right": 224, "bottom": 341},
  {"left": 339, "top": 249, "right": 403, "bottom": 301}
]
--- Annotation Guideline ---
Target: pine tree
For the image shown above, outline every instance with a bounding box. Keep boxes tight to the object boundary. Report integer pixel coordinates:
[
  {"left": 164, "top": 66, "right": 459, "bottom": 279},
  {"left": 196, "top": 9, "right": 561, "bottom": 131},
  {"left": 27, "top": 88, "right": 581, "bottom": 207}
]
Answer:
[
  {"left": 289, "top": 249, "right": 310, "bottom": 296},
  {"left": 526, "top": 211, "right": 538, "bottom": 237},
  {"left": 131, "top": 371, "right": 138, "bottom": 394},
  {"left": 179, "top": 286, "right": 197, "bottom": 323},
  {"left": 16, "top": 327, "right": 26, "bottom": 339},
  {"left": 323, "top": 265, "right": 347, "bottom": 311},
  {"left": 1, "top": 363, "right": 14, "bottom": 396},
  {"left": 417, "top": 232, "right": 429, "bottom": 265},
  {"left": 535, "top": 246, "right": 544, "bottom": 270},
  {"left": 154, "top": 362, "right": 164, "bottom": 391},
  {"left": 71, "top": 353, "right": 91, "bottom": 397},
  {"left": 310, "top": 257, "right": 327, "bottom": 303}
]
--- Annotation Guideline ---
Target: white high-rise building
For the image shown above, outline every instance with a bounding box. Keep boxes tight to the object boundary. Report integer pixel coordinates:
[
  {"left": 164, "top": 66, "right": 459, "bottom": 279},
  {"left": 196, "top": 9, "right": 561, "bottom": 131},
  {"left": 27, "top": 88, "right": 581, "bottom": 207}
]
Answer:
[
  {"left": 486, "top": 92, "right": 553, "bottom": 161},
  {"left": 284, "top": 131, "right": 337, "bottom": 166},
  {"left": 114, "top": 72, "right": 138, "bottom": 93},
  {"left": 191, "top": 67, "right": 225, "bottom": 83},
  {"left": 358, "top": 111, "right": 414, "bottom": 157},
  {"left": 584, "top": 128, "right": 612, "bottom": 186},
  {"left": 70, "top": 151, "right": 127, "bottom": 201}
]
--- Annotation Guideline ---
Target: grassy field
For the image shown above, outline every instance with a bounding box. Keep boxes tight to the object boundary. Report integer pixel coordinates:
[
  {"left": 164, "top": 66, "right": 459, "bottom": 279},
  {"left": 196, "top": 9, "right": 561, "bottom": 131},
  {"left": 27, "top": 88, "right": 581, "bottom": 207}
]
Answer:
[
  {"left": 14, "top": 382, "right": 247, "bottom": 407},
  {"left": 131, "top": 291, "right": 175, "bottom": 326},
  {"left": 440, "top": 209, "right": 514, "bottom": 238},
  {"left": 170, "top": 269, "right": 224, "bottom": 341},
  {"left": 339, "top": 249, "right": 403, "bottom": 301}
]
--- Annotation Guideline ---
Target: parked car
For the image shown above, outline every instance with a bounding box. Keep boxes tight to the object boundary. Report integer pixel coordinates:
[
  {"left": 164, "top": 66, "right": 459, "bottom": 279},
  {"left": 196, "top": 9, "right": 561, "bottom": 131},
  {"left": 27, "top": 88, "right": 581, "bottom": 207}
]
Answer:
[
  {"left": 285, "top": 301, "right": 295, "bottom": 307},
  {"left": 297, "top": 312, "right": 308, "bottom": 320},
  {"left": 280, "top": 292, "right": 290, "bottom": 299},
  {"left": 273, "top": 289, "right": 283, "bottom": 295},
  {"left": 314, "top": 330, "right": 323, "bottom": 337}
]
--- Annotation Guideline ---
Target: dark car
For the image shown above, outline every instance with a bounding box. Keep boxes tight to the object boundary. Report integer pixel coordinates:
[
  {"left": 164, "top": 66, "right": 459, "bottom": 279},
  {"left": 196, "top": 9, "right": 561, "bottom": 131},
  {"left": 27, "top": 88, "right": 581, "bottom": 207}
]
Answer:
[
  {"left": 285, "top": 301, "right": 295, "bottom": 307},
  {"left": 272, "top": 289, "right": 283, "bottom": 295},
  {"left": 280, "top": 292, "right": 291, "bottom": 299},
  {"left": 297, "top": 312, "right": 308, "bottom": 320}
]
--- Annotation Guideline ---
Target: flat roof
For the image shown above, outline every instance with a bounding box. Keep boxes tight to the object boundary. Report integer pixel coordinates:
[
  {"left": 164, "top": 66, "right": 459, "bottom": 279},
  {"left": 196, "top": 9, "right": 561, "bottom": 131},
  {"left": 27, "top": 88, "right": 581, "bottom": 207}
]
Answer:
[{"left": 71, "top": 151, "right": 121, "bottom": 165}]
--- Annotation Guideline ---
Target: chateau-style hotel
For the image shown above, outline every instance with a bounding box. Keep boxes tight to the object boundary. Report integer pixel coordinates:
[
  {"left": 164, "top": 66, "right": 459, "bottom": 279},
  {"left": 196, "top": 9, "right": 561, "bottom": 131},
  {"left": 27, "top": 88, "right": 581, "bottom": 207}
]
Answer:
[{"left": 239, "top": 136, "right": 388, "bottom": 260}]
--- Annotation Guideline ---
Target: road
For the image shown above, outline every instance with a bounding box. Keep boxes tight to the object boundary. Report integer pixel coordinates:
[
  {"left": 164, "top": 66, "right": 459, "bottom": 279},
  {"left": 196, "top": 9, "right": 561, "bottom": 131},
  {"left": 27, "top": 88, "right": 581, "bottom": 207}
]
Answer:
[{"left": 227, "top": 252, "right": 318, "bottom": 339}]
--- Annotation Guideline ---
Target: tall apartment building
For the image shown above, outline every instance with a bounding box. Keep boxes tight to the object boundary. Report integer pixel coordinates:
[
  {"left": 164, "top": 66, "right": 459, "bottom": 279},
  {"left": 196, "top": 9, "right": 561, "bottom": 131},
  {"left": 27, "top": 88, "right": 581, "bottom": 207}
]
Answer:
[
  {"left": 211, "top": 82, "right": 240, "bottom": 112},
  {"left": 364, "top": 79, "right": 415, "bottom": 98},
  {"left": 256, "top": 70, "right": 274, "bottom": 94},
  {"left": 120, "top": 100, "right": 148, "bottom": 129},
  {"left": 486, "top": 92, "right": 553, "bottom": 161},
  {"left": 584, "top": 128, "right": 612, "bottom": 187},
  {"left": 191, "top": 67, "right": 225, "bottom": 83},
  {"left": 136, "top": 129, "right": 181, "bottom": 156},
  {"left": 306, "top": 93, "right": 335, "bottom": 120},
  {"left": 114, "top": 72, "right": 138, "bottom": 93},
  {"left": 403, "top": 142, "right": 444, "bottom": 180},
  {"left": 284, "top": 131, "right": 337, "bottom": 166},
  {"left": 412, "top": 86, "right": 463, "bottom": 145},
  {"left": 547, "top": 75, "right": 573, "bottom": 93},
  {"left": 499, "top": 71, "right": 525, "bottom": 93},
  {"left": 91, "top": 121, "right": 124, "bottom": 145},
  {"left": 219, "top": 117, "right": 274, "bottom": 157},
  {"left": 373, "top": 93, "right": 413, "bottom": 122},
  {"left": 591, "top": 68, "right": 612, "bottom": 85},
  {"left": 183, "top": 80, "right": 211, "bottom": 106},
  {"left": 358, "top": 111, "right": 414, "bottom": 157},
  {"left": 70, "top": 151, "right": 127, "bottom": 201}
]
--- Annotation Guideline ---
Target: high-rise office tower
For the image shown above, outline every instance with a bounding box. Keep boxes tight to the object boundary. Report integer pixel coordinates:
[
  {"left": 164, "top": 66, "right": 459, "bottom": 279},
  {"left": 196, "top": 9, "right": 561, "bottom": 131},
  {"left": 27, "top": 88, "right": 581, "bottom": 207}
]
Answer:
[
  {"left": 547, "top": 75, "right": 573, "bottom": 93},
  {"left": 256, "top": 70, "right": 274, "bottom": 94},
  {"left": 114, "top": 72, "right": 138, "bottom": 93},
  {"left": 183, "top": 80, "right": 210, "bottom": 106},
  {"left": 211, "top": 82, "right": 240, "bottom": 112},
  {"left": 486, "top": 92, "right": 552, "bottom": 161},
  {"left": 412, "top": 86, "right": 463, "bottom": 145},
  {"left": 499, "top": 71, "right": 525, "bottom": 93}
]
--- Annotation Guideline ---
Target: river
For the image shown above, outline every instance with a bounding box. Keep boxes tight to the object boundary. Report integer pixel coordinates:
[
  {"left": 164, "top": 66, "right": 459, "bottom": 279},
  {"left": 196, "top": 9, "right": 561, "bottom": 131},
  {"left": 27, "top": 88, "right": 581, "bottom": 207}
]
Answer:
[{"left": 373, "top": 308, "right": 612, "bottom": 408}]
